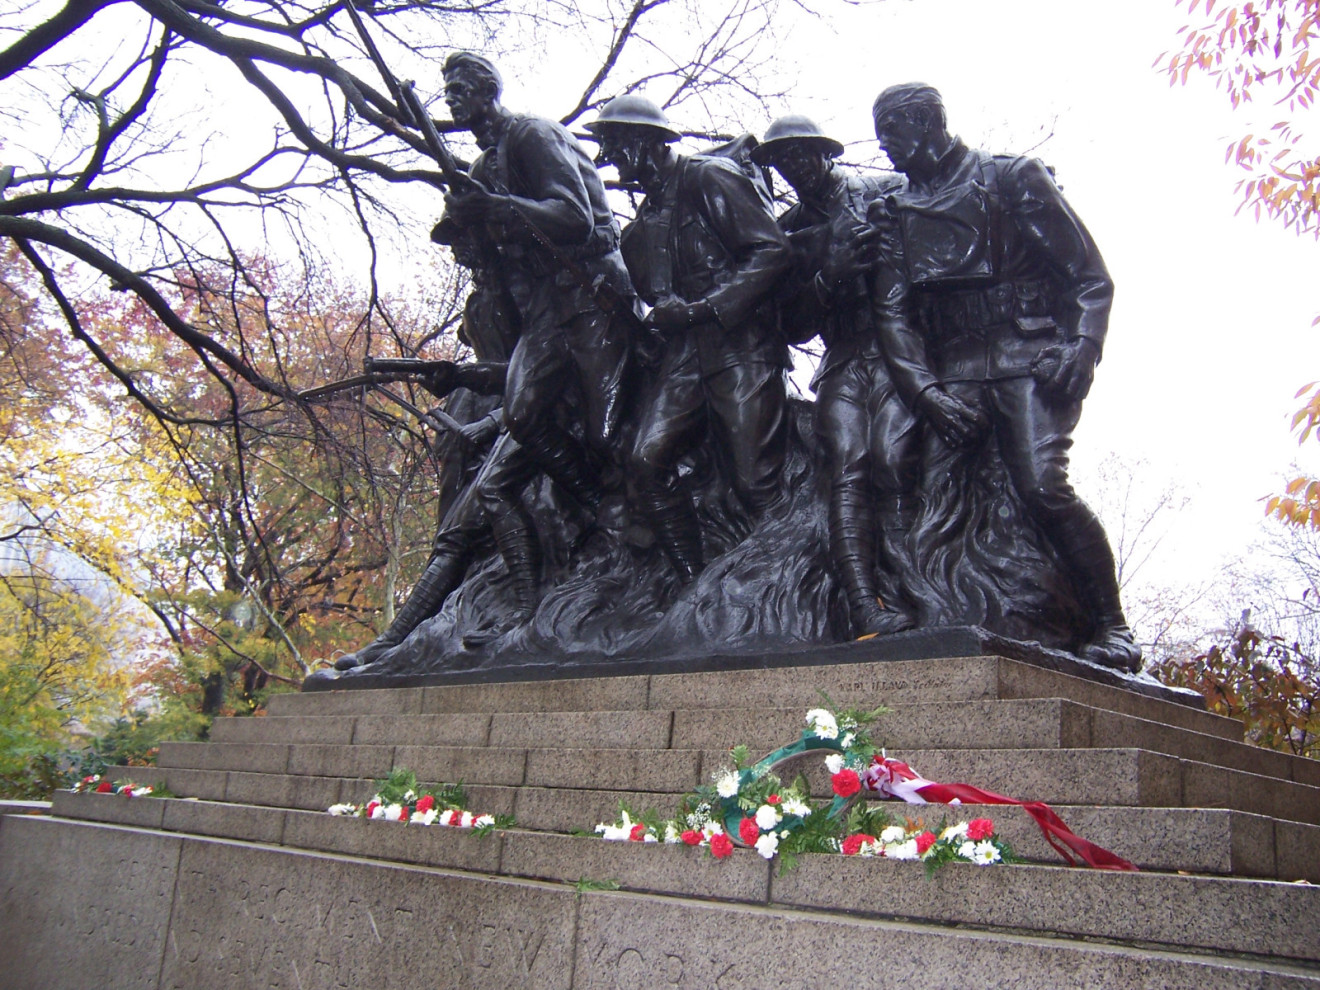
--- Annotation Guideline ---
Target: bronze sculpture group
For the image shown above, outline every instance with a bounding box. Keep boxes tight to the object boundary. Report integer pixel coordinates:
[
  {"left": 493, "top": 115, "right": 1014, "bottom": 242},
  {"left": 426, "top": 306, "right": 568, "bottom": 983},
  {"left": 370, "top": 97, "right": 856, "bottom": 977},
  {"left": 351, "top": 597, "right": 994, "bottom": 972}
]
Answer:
[{"left": 329, "top": 53, "right": 1142, "bottom": 680}]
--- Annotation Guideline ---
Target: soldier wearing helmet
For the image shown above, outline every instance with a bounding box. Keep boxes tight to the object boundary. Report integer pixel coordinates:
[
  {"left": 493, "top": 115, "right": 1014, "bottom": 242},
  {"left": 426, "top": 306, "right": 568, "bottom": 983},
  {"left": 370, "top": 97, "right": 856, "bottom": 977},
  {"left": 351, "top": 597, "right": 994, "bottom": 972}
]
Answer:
[
  {"left": 753, "top": 114, "right": 932, "bottom": 638},
  {"left": 586, "top": 95, "right": 792, "bottom": 582},
  {"left": 869, "top": 82, "right": 1139, "bottom": 671}
]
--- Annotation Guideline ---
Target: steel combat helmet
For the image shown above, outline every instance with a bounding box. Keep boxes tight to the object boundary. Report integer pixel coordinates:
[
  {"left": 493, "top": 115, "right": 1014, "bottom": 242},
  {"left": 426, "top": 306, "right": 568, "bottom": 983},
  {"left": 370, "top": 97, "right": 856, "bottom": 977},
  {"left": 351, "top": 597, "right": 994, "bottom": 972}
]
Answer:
[
  {"left": 585, "top": 95, "right": 682, "bottom": 142},
  {"left": 750, "top": 114, "right": 845, "bottom": 164}
]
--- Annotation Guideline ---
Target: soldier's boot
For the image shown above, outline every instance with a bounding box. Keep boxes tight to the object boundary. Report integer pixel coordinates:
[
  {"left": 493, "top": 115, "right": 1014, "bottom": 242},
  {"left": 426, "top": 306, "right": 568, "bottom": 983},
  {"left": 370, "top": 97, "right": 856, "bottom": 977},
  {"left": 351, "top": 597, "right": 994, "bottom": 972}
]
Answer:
[
  {"left": 461, "top": 513, "right": 541, "bottom": 650},
  {"left": 831, "top": 485, "right": 913, "bottom": 639},
  {"left": 492, "top": 510, "right": 542, "bottom": 615},
  {"left": 517, "top": 421, "right": 603, "bottom": 515},
  {"left": 1050, "top": 506, "right": 1142, "bottom": 673},
  {"left": 334, "top": 549, "right": 469, "bottom": 670},
  {"left": 638, "top": 486, "right": 704, "bottom": 584}
]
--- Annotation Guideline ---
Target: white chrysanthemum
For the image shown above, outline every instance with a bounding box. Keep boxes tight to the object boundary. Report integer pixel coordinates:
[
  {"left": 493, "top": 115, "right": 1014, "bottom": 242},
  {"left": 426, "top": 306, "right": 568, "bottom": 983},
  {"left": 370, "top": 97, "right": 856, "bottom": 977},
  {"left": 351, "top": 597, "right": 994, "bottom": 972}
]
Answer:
[
  {"left": 823, "top": 753, "right": 845, "bottom": 774},
  {"left": 473, "top": 814, "right": 495, "bottom": 828},
  {"left": 840, "top": 732, "right": 855, "bottom": 750},
  {"left": 879, "top": 825, "right": 907, "bottom": 844},
  {"left": 940, "top": 822, "right": 969, "bottom": 842},
  {"left": 130, "top": 786, "right": 154, "bottom": 797},
  {"left": 403, "top": 790, "right": 416, "bottom": 802},
  {"left": 972, "top": 841, "right": 1001, "bottom": 865},
  {"left": 327, "top": 803, "right": 358, "bottom": 817},
  {"left": 715, "top": 772, "right": 741, "bottom": 798},
  {"left": 369, "top": 805, "right": 386, "bottom": 820},
  {"left": 459, "top": 811, "right": 475, "bottom": 828},
  {"left": 782, "top": 797, "right": 811, "bottom": 817},
  {"left": 383, "top": 803, "right": 405, "bottom": 822},
  {"left": 956, "top": 840, "right": 977, "bottom": 860},
  {"left": 642, "top": 833, "right": 658, "bottom": 843},
  {"left": 411, "top": 808, "right": 439, "bottom": 826},
  {"left": 702, "top": 822, "right": 725, "bottom": 839},
  {"left": 755, "top": 804, "right": 781, "bottom": 830},
  {"left": 805, "top": 708, "right": 839, "bottom": 740},
  {"left": 754, "top": 833, "right": 780, "bottom": 860},
  {"left": 886, "top": 838, "right": 919, "bottom": 861}
]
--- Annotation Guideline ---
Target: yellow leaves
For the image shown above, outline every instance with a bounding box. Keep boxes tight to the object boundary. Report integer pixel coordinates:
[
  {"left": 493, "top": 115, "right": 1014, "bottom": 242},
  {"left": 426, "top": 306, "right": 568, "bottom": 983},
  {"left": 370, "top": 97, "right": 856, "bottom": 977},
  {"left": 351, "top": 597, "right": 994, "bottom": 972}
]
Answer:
[
  {"left": 1267, "top": 477, "right": 1320, "bottom": 528},
  {"left": 0, "top": 572, "right": 136, "bottom": 771}
]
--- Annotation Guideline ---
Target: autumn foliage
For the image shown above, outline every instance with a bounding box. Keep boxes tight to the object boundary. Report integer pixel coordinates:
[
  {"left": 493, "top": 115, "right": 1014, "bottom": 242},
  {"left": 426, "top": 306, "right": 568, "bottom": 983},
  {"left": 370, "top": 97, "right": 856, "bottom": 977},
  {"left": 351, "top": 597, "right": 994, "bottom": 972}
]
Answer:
[
  {"left": 1155, "top": 618, "right": 1319, "bottom": 757},
  {"left": 0, "top": 245, "right": 463, "bottom": 793},
  {"left": 1163, "top": 1, "right": 1320, "bottom": 527}
]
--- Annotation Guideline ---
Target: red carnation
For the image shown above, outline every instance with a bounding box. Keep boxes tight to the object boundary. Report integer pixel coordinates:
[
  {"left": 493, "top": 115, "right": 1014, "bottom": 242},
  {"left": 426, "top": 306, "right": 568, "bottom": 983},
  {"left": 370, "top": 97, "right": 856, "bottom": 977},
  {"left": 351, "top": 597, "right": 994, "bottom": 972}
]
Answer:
[
  {"left": 831, "top": 768, "right": 861, "bottom": 798},
  {"left": 841, "top": 833, "right": 875, "bottom": 856},
  {"left": 629, "top": 823, "right": 647, "bottom": 841},
  {"left": 967, "top": 818, "right": 995, "bottom": 841},
  {"left": 95, "top": 780, "right": 112, "bottom": 793},
  {"left": 415, "top": 795, "right": 436, "bottom": 814},
  {"left": 738, "top": 817, "right": 761, "bottom": 845},
  {"left": 709, "top": 832, "right": 734, "bottom": 859},
  {"left": 767, "top": 794, "right": 781, "bottom": 805},
  {"left": 915, "top": 830, "right": 937, "bottom": 856},
  {"left": 680, "top": 830, "right": 703, "bottom": 846}
]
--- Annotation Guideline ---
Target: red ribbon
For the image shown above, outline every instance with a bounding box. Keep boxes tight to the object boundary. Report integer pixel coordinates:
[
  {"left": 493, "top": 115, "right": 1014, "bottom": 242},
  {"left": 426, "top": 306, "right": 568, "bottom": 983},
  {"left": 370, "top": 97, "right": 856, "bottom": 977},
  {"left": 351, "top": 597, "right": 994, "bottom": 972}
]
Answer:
[{"left": 865, "top": 757, "right": 1138, "bottom": 872}]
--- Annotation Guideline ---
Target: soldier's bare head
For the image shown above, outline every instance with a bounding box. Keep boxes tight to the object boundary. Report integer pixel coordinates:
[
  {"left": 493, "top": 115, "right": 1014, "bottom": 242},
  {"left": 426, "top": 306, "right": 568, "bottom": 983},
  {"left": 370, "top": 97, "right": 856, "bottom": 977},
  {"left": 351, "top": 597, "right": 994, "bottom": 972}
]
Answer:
[
  {"left": 443, "top": 52, "right": 503, "bottom": 128},
  {"left": 871, "top": 83, "right": 949, "bottom": 176}
]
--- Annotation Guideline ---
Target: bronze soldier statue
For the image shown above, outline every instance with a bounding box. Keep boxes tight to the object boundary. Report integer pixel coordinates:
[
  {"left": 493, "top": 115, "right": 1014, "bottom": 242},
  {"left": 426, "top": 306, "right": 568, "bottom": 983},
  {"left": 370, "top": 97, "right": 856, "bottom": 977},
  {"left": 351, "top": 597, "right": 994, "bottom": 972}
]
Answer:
[
  {"left": 870, "top": 83, "right": 1140, "bottom": 671},
  {"left": 439, "top": 53, "right": 633, "bottom": 516},
  {"left": 751, "top": 115, "right": 928, "bottom": 637},
  {"left": 334, "top": 220, "right": 522, "bottom": 670},
  {"left": 586, "top": 96, "right": 792, "bottom": 581},
  {"left": 416, "top": 52, "right": 640, "bottom": 628}
]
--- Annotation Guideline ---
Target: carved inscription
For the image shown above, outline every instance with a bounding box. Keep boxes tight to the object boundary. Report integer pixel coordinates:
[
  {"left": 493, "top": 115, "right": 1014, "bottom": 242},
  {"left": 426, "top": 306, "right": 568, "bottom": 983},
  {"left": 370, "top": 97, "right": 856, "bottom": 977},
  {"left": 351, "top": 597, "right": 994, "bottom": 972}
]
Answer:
[
  {"left": 0, "top": 820, "right": 177, "bottom": 989},
  {"left": 162, "top": 843, "right": 570, "bottom": 990}
]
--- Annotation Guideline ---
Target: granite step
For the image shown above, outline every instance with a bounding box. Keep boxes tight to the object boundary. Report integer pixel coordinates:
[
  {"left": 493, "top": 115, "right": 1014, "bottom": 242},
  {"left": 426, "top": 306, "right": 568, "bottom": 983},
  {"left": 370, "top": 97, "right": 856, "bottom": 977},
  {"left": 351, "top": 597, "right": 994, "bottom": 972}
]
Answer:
[
  {"left": 212, "top": 698, "right": 1293, "bottom": 784},
  {"left": 76, "top": 775, "right": 1320, "bottom": 883},
  {"left": 271, "top": 655, "right": 1240, "bottom": 741},
  {"left": 30, "top": 804, "right": 1320, "bottom": 967},
  {"left": 155, "top": 731, "right": 1320, "bottom": 826}
]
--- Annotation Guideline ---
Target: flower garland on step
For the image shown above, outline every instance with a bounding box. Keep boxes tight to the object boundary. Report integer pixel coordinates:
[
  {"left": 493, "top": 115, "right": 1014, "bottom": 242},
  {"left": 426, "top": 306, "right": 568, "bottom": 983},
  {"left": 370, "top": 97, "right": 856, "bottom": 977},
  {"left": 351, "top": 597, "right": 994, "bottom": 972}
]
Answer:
[
  {"left": 841, "top": 818, "right": 1013, "bottom": 870},
  {"left": 70, "top": 774, "right": 156, "bottom": 797},
  {"left": 593, "top": 699, "right": 1133, "bottom": 873},
  {"left": 325, "top": 768, "right": 513, "bottom": 833}
]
